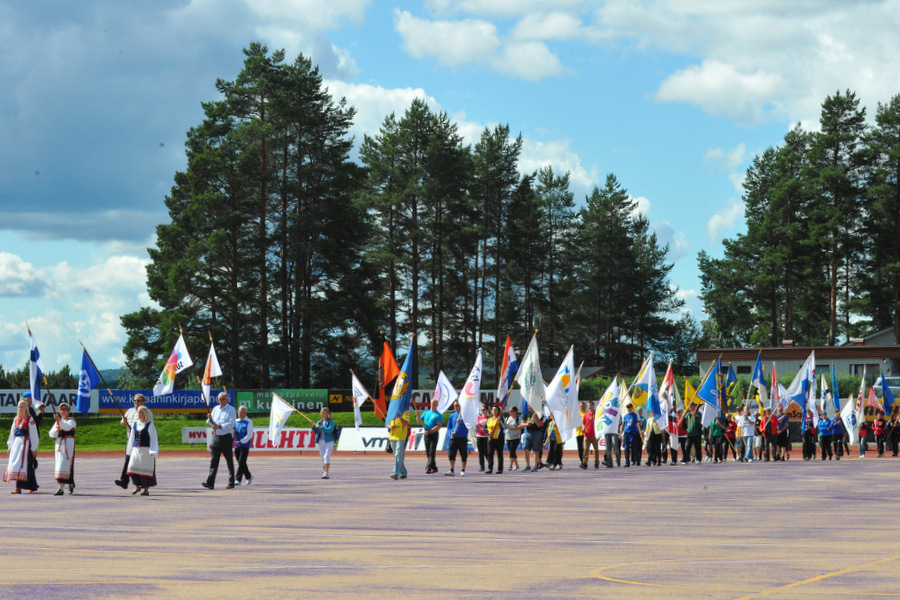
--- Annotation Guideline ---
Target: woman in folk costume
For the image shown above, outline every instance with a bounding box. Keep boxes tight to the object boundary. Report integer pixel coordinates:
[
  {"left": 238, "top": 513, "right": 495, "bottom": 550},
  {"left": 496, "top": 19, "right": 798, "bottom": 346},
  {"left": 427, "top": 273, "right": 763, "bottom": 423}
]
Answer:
[
  {"left": 3, "top": 400, "right": 39, "bottom": 493},
  {"left": 48, "top": 402, "right": 76, "bottom": 495},
  {"left": 125, "top": 406, "right": 158, "bottom": 496}
]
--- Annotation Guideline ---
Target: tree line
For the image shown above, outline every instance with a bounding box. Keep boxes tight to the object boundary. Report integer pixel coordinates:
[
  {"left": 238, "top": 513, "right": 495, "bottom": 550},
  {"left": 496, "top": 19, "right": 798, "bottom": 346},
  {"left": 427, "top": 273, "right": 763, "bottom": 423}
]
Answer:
[
  {"left": 121, "top": 43, "right": 693, "bottom": 391},
  {"left": 699, "top": 90, "right": 900, "bottom": 348}
]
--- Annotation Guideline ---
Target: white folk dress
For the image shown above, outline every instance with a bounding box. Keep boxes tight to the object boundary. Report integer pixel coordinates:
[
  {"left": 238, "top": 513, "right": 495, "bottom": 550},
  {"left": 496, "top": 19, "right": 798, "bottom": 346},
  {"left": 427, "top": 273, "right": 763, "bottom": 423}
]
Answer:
[
  {"left": 3, "top": 416, "right": 38, "bottom": 483},
  {"left": 48, "top": 417, "right": 76, "bottom": 484},
  {"left": 126, "top": 421, "right": 158, "bottom": 486}
]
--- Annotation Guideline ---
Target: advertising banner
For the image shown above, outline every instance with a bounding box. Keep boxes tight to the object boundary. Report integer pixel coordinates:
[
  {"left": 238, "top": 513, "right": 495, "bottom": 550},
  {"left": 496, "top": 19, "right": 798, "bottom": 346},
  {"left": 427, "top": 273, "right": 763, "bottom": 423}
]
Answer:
[
  {"left": 0, "top": 390, "right": 80, "bottom": 414},
  {"left": 236, "top": 390, "right": 328, "bottom": 413},
  {"left": 100, "top": 389, "right": 234, "bottom": 414}
]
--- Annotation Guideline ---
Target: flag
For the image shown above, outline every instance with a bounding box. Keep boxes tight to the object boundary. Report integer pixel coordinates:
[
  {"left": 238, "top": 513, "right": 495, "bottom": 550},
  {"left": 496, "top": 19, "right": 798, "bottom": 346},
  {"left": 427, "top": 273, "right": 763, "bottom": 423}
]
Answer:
[
  {"left": 152, "top": 334, "right": 193, "bottom": 397},
  {"left": 751, "top": 353, "right": 768, "bottom": 406},
  {"left": 695, "top": 358, "right": 721, "bottom": 409},
  {"left": 28, "top": 328, "right": 45, "bottom": 409},
  {"left": 376, "top": 341, "right": 400, "bottom": 420},
  {"left": 634, "top": 352, "right": 666, "bottom": 430},
  {"left": 545, "top": 346, "right": 579, "bottom": 442},
  {"left": 385, "top": 338, "right": 415, "bottom": 424},
  {"left": 595, "top": 377, "right": 622, "bottom": 435},
  {"left": 432, "top": 370, "right": 458, "bottom": 414},
  {"left": 496, "top": 336, "right": 519, "bottom": 407},
  {"left": 350, "top": 372, "right": 371, "bottom": 431},
  {"left": 830, "top": 363, "right": 841, "bottom": 414},
  {"left": 769, "top": 362, "right": 778, "bottom": 412},
  {"left": 784, "top": 352, "right": 815, "bottom": 432},
  {"left": 268, "top": 393, "right": 296, "bottom": 443},
  {"left": 724, "top": 363, "right": 738, "bottom": 409},
  {"left": 458, "top": 350, "right": 483, "bottom": 429},
  {"left": 685, "top": 379, "right": 697, "bottom": 408},
  {"left": 515, "top": 334, "right": 545, "bottom": 417},
  {"left": 76, "top": 350, "right": 100, "bottom": 415},
  {"left": 201, "top": 341, "right": 222, "bottom": 407},
  {"left": 840, "top": 394, "right": 859, "bottom": 445},
  {"left": 819, "top": 373, "right": 829, "bottom": 415},
  {"left": 879, "top": 370, "right": 896, "bottom": 416},
  {"left": 866, "top": 386, "right": 882, "bottom": 411}
]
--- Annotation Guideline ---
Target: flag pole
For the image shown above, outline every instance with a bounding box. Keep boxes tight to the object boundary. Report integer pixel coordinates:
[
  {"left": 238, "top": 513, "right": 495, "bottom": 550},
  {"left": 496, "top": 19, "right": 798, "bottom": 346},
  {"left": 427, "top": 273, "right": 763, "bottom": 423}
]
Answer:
[
  {"left": 79, "top": 341, "right": 126, "bottom": 418},
  {"left": 209, "top": 330, "right": 227, "bottom": 395},
  {"left": 179, "top": 324, "right": 213, "bottom": 421}
]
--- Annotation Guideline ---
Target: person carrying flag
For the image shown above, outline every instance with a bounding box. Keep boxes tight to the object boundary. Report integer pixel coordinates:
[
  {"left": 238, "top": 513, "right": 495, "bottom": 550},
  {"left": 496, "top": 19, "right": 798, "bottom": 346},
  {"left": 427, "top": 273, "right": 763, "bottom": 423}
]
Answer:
[
  {"left": 581, "top": 401, "right": 600, "bottom": 469},
  {"left": 115, "top": 394, "right": 152, "bottom": 489},
  {"left": 818, "top": 411, "right": 833, "bottom": 460},
  {"left": 48, "top": 402, "right": 76, "bottom": 495},
  {"left": 873, "top": 410, "right": 886, "bottom": 456},
  {"left": 678, "top": 402, "right": 703, "bottom": 464},
  {"left": 505, "top": 406, "right": 525, "bottom": 471},
  {"left": 444, "top": 401, "right": 469, "bottom": 476},
  {"left": 202, "top": 392, "right": 236, "bottom": 490},
  {"left": 486, "top": 405, "right": 505, "bottom": 474},
  {"left": 621, "top": 403, "right": 641, "bottom": 467},
  {"left": 387, "top": 409, "right": 410, "bottom": 480},
  {"left": 802, "top": 410, "right": 817, "bottom": 460},
  {"left": 234, "top": 405, "right": 254, "bottom": 485},
  {"left": 415, "top": 399, "right": 443, "bottom": 474},
  {"left": 3, "top": 400, "right": 39, "bottom": 493}
]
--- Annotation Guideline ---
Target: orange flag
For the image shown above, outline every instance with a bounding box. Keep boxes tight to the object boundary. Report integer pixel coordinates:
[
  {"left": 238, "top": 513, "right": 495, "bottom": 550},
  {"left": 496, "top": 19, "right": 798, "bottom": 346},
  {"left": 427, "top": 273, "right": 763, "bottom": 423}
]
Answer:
[{"left": 376, "top": 341, "right": 400, "bottom": 419}]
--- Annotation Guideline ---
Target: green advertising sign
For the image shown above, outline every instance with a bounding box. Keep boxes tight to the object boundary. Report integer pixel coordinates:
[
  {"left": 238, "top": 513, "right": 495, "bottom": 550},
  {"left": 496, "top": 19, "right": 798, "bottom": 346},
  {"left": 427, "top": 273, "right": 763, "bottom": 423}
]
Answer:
[{"left": 237, "top": 389, "right": 329, "bottom": 413}]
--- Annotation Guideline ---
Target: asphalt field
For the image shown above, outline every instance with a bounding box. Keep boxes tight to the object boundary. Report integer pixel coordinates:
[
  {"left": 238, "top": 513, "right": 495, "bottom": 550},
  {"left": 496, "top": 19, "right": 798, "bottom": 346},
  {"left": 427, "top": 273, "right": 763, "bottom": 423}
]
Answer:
[{"left": 0, "top": 449, "right": 898, "bottom": 600}]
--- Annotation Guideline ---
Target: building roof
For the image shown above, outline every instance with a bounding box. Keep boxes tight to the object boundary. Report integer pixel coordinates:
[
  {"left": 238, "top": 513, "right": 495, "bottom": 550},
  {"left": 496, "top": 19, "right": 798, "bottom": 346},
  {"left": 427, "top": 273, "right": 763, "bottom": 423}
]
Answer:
[{"left": 697, "top": 344, "right": 900, "bottom": 363}]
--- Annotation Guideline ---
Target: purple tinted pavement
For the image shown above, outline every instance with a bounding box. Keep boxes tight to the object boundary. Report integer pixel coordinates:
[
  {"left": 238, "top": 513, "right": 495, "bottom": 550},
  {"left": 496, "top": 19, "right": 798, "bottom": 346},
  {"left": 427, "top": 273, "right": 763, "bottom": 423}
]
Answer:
[{"left": 0, "top": 452, "right": 897, "bottom": 599}]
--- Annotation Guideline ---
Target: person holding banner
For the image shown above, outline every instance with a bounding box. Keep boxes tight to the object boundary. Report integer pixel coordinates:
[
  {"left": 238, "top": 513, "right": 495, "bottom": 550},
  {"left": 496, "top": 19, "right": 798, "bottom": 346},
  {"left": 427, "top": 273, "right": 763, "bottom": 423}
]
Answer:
[
  {"left": 621, "top": 403, "right": 641, "bottom": 468},
  {"left": 234, "top": 406, "right": 254, "bottom": 485},
  {"left": 679, "top": 402, "right": 703, "bottom": 464},
  {"left": 4, "top": 400, "right": 39, "bottom": 493},
  {"left": 415, "top": 399, "right": 443, "bottom": 474},
  {"left": 116, "top": 394, "right": 152, "bottom": 489},
  {"left": 126, "top": 405, "right": 157, "bottom": 495},
  {"left": 312, "top": 407, "right": 336, "bottom": 479},
  {"left": 202, "top": 392, "right": 236, "bottom": 490},
  {"left": 505, "top": 406, "right": 524, "bottom": 471},
  {"left": 387, "top": 410, "right": 410, "bottom": 479},
  {"left": 48, "top": 402, "right": 76, "bottom": 495},
  {"left": 445, "top": 401, "right": 469, "bottom": 476}
]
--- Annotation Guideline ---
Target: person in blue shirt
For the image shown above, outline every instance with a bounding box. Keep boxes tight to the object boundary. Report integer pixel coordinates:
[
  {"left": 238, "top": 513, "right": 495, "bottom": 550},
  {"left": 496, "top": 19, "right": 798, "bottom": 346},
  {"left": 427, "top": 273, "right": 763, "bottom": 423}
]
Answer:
[
  {"left": 818, "top": 412, "right": 833, "bottom": 460},
  {"left": 445, "top": 402, "right": 469, "bottom": 476},
  {"left": 312, "top": 407, "right": 336, "bottom": 479},
  {"left": 829, "top": 415, "right": 844, "bottom": 460},
  {"left": 416, "top": 399, "right": 444, "bottom": 474},
  {"left": 233, "top": 405, "right": 255, "bottom": 485},
  {"left": 621, "top": 403, "right": 641, "bottom": 467}
]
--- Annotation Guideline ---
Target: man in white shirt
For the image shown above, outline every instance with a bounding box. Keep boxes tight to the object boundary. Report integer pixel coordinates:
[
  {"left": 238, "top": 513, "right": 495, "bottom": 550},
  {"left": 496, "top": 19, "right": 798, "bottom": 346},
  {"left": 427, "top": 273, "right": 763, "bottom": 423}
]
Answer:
[{"left": 202, "top": 392, "right": 236, "bottom": 490}]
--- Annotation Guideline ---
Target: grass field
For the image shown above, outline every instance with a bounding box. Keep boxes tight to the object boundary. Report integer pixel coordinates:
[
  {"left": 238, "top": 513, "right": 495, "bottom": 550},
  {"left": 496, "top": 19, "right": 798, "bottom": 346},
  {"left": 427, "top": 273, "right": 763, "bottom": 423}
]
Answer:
[{"left": 0, "top": 450, "right": 898, "bottom": 599}]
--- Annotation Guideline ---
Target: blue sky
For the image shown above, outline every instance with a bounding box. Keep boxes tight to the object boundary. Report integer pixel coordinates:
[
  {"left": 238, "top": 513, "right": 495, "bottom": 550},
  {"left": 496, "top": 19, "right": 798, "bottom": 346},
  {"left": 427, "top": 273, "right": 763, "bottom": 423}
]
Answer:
[{"left": 2, "top": 0, "right": 899, "bottom": 371}]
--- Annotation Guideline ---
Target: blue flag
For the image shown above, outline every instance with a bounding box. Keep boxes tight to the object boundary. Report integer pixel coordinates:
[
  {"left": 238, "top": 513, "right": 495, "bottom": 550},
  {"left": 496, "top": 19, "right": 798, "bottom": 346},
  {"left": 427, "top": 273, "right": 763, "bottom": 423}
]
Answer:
[
  {"left": 880, "top": 370, "right": 896, "bottom": 417},
  {"left": 77, "top": 350, "right": 101, "bottom": 415},
  {"left": 830, "top": 363, "right": 841, "bottom": 413},
  {"left": 385, "top": 339, "right": 415, "bottom": 424},
  {"left": 695, "top": 358, "right": 721, "bottom": 408}
]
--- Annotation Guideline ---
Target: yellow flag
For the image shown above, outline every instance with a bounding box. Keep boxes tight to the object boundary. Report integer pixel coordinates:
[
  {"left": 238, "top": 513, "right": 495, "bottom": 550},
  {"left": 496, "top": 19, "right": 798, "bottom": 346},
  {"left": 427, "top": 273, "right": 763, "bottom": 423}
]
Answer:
[{"left": 685, "top": 379, "right": 697, "bottom": 406}]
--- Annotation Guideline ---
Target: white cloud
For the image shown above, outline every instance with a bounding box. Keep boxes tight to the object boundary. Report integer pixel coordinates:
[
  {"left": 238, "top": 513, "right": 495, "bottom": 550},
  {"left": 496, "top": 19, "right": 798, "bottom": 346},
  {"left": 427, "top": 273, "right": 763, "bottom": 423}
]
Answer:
[
  {"left": 511, "top": 12, "right": 585, "bottom": 41},
  {"left": 597, "top": 0, "right": 900, "bottom": 126},
  {"left": 653, "top": 220, "right": 690, "bottom": 261},
  {"left": 324, "top": 80, "right": 439, "bottom": 142},
  {"left": 0, "top": 253, "right": 45, "bottom": 297},
  {"left": 519, "top": 138, "right": 597, "bottom": 197},
  {"left": 706, "top": 198, "right": 744, "bottom": 242},
  {"left": 705, "top": 142, "right": 747, "bottom": 193},
  {"left": 242, "top": 0, "right": 369, "bottom": 30},
  {"left": 632, "top": 195, "right": 651, "bottom": 216},
  {"left": 428, "top": 0, "right": 583, "bottom": 18},
  {"left": 394, "top": 9, "right": 565, "bottom": 80},
  {"left": 675, "top": 288, "right": 704, "bottom": 317}
]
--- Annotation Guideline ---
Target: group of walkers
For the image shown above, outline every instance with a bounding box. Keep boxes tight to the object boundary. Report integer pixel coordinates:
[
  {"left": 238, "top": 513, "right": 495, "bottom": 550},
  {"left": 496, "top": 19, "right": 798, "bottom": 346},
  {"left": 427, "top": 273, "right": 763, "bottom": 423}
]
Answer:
[{"left": 6, "top": 392, "right": 897, "bottom": 492}]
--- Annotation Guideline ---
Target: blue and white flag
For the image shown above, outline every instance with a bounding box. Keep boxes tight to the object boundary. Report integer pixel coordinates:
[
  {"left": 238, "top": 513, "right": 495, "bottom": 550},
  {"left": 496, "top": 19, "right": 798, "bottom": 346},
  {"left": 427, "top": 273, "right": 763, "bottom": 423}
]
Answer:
[
  {"left": 385, "top": 337, "right": 415, "bottom": 424},
  {"left": 785, "top": 352, "right": 816, "bottom": 432},
  {"left": 751, "top": 353, "right": 768, "bottom": 404},
  {"left": 545, "top": 346, "right": 579, "bottom": 442},
  {"left": 350, "top": 371, "right": 371, "bottom": 431},
  {"left": 830, "top": 363, "right": 841, "bottom": 414},
  {"left": 458, "top": 350, "right": 483, "bottom": 429},
  {"left": 515, "top": 334, "right": 544, "bottom": 418},
  {"left": 634, "top": 352, "right": 666, "bottom": 430},
  {"left": 28, "top": 328, "right": 45, "bottom": 409},
  {"left": 76, "top": 350, "right": 101, "bottom": 415}
]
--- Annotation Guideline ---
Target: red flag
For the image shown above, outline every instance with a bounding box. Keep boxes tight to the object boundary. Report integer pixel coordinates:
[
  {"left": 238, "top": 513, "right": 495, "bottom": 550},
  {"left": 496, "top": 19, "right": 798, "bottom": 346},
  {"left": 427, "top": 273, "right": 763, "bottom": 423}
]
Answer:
[{"left": 376, "top": 341, "right": 399, "bottom": 419}]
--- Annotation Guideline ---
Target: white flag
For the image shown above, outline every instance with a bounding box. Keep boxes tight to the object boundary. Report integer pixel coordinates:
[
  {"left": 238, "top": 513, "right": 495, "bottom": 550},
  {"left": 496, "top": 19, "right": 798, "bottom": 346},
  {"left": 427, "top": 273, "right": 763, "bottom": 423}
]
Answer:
[
  {"left": 595, "top": 377, "right": 622, "bottom": 436},
  {"left": 515, "top": 334, "right": 545, "bottom": 417},
  {"left": 268, "top": 393, "right": 296, "bottom": 444},
  {"left": 458, "top": 351, "right": 483, "bottom": 429},
  {"left": 351, "top": 372, "right": 371, "bottom": 431},
  {"left": 545, "top": 346, "right": 579, "bottom": 442},
  {"left": 840, "top": 395, "right": 860, "bottom": 445},
  {"left": 432, "top": 370, "right": 458, "bottom": 414},
  {"left": 152, "top": 334, "right": 194, "bottom": 397},
  {"left": 201, "top": 342, "right": 222, "bottom": 407},
  {"left": 28, "top": 328, "right": 45, "bottom": 409}
]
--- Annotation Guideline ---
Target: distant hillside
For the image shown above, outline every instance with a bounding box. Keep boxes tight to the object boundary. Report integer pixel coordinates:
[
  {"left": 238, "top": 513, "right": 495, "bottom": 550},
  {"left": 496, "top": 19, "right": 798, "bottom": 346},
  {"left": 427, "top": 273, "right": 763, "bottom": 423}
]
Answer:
[{"left": 100, "top": 368, "right": 126, "bottom": 387}]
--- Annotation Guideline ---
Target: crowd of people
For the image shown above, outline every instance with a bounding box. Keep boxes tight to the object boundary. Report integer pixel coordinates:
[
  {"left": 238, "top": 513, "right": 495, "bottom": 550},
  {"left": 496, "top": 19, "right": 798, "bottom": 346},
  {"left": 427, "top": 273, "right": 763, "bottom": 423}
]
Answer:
[{"left": 5, "top": 393, "right": 898, "bottom": 492}]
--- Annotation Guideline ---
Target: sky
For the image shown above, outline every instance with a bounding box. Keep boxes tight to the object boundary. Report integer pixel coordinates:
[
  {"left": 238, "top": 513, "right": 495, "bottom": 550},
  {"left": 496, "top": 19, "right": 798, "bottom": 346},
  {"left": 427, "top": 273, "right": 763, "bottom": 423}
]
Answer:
[{"left": 2, "top": 0, "right": 900, "bottom": 372}]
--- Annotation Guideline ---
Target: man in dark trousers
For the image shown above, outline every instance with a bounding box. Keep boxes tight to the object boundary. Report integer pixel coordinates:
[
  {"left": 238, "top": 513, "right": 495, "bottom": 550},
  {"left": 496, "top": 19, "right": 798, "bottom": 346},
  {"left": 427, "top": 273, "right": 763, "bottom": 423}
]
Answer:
[{"left": 202, "top": 392, "right": 236, "bottom": 489}]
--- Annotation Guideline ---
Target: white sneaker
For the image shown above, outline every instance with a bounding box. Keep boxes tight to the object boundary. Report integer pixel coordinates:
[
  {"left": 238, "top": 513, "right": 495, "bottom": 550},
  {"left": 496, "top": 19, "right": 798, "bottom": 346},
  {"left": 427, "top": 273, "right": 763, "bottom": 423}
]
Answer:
[
  {"left": 247, "top": 476, "right": 253, "bottom": 485},
  {"left": 460, "top": 471, "right": 466, "bottom": 476},
  {"left": 444, "top": 471, "right": 455, "bottom": 476},
  {"left": 234, "top": 481, "right": 241, "bottom": 486},
  {"left": 321, "top": 473, "right": 330, "bottom": 479}
]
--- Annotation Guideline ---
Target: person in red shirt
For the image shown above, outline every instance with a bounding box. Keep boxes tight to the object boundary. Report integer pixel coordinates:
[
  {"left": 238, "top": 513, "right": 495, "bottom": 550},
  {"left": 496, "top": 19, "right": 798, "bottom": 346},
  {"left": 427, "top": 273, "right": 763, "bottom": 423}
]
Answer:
[
  {"left": 873, "top": 410, "right": 886, "bottom": 457},
  {"left": 580, "top": 401, "right": 600, "bottom": 469},
  {"left": 724, "top": 413, "right": 737, "bottom": 461}
]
